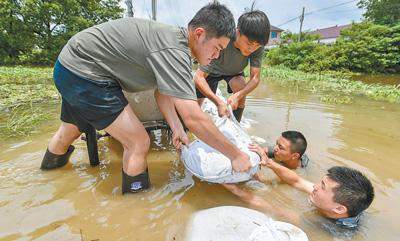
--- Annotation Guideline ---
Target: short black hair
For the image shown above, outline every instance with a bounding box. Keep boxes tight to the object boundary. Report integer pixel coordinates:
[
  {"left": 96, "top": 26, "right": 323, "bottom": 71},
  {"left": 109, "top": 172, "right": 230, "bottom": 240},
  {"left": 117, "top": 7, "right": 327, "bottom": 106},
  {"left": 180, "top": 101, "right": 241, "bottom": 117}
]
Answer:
[
  {"left": 327, "top": 166, "right": 374, "bottom": 217},
  {"left": 188, "top": 1, "right": 235, "bottom": 39},
  {"left": 282, "top": 131, "right": 307, "bottom": 156},
  {"left": 238, "top": 10, "right": 270, "bottom": 45}
]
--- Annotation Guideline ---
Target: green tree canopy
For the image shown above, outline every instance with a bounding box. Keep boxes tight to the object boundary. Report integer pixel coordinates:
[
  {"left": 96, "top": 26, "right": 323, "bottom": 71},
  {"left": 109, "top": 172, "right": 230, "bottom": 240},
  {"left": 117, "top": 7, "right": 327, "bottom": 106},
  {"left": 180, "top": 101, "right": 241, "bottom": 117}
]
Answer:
[
  {"left": 0, "top": 0, "right": 123, "bottom": 65},
  {"left": 358, "top": 0, "right": 400, "bottom": 26}
]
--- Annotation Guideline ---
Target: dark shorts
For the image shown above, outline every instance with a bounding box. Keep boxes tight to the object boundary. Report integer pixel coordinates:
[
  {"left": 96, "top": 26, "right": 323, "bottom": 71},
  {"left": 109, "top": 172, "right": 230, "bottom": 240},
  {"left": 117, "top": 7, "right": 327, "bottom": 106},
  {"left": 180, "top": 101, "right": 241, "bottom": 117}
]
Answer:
[
  {"left": 53, "top": 60, "right": 128, "bottom": 132},
  {"left": 196, "top": 72, "right": 245, "bottom": 98}
]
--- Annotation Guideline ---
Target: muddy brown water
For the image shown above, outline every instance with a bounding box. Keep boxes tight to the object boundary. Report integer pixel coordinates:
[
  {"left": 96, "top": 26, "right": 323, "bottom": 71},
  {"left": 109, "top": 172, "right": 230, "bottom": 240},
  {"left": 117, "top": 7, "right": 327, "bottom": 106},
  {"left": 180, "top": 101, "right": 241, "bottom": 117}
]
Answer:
[
  {"left": 1, "top": 80, "right": 399, "bottom": 241},
  {"left": 351, "top": 74, "right": 400, "bottom": 86}
]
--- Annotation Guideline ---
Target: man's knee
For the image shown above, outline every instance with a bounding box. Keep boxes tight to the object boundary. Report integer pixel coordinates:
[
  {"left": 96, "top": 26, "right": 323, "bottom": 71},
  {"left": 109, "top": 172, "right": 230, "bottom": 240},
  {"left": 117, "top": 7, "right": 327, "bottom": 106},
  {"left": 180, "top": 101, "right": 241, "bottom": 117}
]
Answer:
[
  {"left": 56, "top": 122, "right": 80, "bottom": 142},
  {"left": 123, "top": 130, "right": 150, "bottom": 154},
  {"left": 229, "top": 76, "right": 246, "bottom": 93}
]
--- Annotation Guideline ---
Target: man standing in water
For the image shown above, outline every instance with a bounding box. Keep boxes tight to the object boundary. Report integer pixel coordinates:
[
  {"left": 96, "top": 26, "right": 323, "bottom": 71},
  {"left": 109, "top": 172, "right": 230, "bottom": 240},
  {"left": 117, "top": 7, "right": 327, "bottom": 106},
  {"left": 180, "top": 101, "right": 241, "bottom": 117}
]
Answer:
[
  {"left": 40, "top": 2, "right": 251, "bottom": 194},
  {"left": 195, "top": 10, "right": 270, "bottom": 122}
]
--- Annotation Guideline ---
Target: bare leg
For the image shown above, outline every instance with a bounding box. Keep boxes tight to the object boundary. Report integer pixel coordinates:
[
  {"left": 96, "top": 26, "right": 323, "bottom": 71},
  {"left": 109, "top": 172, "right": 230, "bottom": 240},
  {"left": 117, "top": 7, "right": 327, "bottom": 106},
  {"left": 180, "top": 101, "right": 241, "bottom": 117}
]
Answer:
[
  {"left": 104, "top": 105, "right": 150, "bottom": 176},
  {"left": 48, "top": 122, "right": 81, "bottom": 155}
]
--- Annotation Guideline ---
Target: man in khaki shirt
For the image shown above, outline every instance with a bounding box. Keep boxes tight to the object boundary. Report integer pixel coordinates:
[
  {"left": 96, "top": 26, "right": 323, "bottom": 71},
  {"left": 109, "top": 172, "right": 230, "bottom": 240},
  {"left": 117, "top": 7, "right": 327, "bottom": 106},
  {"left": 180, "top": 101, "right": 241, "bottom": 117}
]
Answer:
[
  {"left": 41, "top": 2, "right": 252, "bottom": 194},
  {"left": 195, "top": 10, "right": 270, "bottom": 122}
]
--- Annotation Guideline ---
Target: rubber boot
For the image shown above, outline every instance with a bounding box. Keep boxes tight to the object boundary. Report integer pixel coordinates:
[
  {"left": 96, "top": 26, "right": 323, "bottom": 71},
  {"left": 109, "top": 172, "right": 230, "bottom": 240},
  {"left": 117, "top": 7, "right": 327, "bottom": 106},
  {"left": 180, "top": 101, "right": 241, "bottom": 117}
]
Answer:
[
  {"left": 233, "top": 107, "right": 244, "bottom": 122},
  {"left": 122, "top": 169, "right": 151, "bottom": 194},
  {"left": 40, "top": 145, "right": 75, "bottom": 170}
]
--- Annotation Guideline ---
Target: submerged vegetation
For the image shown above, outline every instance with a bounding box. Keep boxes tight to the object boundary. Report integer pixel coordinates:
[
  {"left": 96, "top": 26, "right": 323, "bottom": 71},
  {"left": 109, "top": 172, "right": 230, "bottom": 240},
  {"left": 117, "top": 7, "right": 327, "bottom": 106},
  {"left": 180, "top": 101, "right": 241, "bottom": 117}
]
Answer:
[
  {"left": 0, "top": 66, "right": 58, "bottom": 138},
  {"left": 262, "top": 65, "right": 400, "bottom": 104}
]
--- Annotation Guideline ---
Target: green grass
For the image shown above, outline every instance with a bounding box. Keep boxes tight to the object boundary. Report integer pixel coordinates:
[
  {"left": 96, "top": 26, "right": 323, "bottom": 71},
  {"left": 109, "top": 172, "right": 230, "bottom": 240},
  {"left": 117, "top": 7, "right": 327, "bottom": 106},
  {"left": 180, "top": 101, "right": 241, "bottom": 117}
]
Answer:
[
  {"left": 0, "top": 66, "right": 59, "bottom": 137},
  {"left": 262, "top": 65, "right": 400, "bottom": 104},
  {"left": 0, "top": 66, "right": 59, "bottom": 110}
]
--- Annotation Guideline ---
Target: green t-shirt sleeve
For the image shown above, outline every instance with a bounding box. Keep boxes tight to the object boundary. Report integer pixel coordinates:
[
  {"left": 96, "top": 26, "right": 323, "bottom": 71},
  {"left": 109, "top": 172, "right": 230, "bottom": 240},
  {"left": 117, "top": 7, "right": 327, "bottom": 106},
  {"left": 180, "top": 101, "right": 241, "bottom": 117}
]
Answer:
[
  {"left": 249, "top": 47, "right": 264, "bottom": 68},
  {"left": 146, "top": 49, "right": 196, "bottom": 100}
]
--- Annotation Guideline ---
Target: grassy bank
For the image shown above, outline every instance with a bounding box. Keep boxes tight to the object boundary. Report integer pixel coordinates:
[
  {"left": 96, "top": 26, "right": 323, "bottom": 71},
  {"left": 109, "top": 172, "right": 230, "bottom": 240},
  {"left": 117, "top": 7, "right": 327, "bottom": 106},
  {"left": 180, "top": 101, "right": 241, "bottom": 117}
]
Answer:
[
  {"left": 1, "top": 65, "right": 400, "bottom": 138},
  {"left": 0, "top": 66, "right": 59, "bottom": 138},
  {"left": 262, "top": 65, "right": 400, "bottom": 104}
]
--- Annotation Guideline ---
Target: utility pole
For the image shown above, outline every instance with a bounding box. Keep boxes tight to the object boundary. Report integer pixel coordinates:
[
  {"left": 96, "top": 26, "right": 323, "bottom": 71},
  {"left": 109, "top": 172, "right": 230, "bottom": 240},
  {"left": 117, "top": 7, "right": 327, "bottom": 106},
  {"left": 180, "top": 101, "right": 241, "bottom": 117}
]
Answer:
[
  {"left": 152, "top": 0, "right": 157, "bottom": 21},
  {"left": 298, "top": 7, "right": 305, "bottom": 42},
  {"left": 125, "top": 0, "right": 134, "bottom": 17}
]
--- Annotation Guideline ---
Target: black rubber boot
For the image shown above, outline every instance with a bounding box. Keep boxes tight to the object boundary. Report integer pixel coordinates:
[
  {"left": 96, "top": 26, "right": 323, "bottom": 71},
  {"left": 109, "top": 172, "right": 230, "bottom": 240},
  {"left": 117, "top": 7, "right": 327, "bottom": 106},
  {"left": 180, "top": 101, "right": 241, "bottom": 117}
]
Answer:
[
  {"left": 40, "top": 145, "right": 75, "bottom": 170},
  {"left": 233, "top": 107, "right": 244, "bottom": 122},
  {"left": 122, "top": 169, "right": 151, "bottom": 194}
]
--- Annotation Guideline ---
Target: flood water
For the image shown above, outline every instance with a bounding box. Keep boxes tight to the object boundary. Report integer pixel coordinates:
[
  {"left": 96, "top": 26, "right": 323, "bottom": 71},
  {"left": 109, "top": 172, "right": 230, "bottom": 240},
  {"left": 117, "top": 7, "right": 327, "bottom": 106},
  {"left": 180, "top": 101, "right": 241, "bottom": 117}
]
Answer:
[
  {"left": 351, "top": 74, "right": 400, "bottom": 86},
  {"left": 1, "top": 79, "right": 399, "bottom": 241}
]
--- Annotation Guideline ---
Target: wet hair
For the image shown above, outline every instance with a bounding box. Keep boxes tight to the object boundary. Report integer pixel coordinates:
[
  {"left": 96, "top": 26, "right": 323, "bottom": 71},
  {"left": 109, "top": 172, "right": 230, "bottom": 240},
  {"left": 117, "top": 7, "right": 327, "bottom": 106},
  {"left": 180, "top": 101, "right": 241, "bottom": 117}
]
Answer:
[
  {"left": 188, "top": 1, "right": 235, "bottom": 39},
  {"left": 281, "top": 131, "right": 307, "bottom": 156},
  {"left": 327, "top": 166, "right": 374, "bottom": 217},
  {"left": 238, "top": 9, "right": 270, "bottom": 45}
]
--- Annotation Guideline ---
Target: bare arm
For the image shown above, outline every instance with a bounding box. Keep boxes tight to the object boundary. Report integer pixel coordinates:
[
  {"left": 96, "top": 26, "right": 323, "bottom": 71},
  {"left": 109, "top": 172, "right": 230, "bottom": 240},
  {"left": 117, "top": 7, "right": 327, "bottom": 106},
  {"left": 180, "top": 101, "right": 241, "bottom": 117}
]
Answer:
[
  {"left": 233, "top": 67, "right": 261, "bottom": 100},
  {"left": 154, "top": 90, "right": 188, "bottom": 149},
  {"left": 194, "top": 69, "right": 229, "bottom": 117},
  {"left": 172, "top": 97, "right": 251, "bottom": 172},
  {"left": 267, "top": 161, "right": 314, "bottom": 194},
  {"left": 249, "top": 144, "right": 314, "bottom": 194}
]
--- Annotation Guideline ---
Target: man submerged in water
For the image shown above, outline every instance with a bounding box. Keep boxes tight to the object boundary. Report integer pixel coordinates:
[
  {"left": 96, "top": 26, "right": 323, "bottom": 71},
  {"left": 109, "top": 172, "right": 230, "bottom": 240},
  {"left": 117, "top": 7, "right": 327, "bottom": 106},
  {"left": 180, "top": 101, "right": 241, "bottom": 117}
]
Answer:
[
  {"left": 224, "top": 145, "right": 374, "bottom": 231},
  {"left": 251, "top": 130, "right": 310, "bottom": 185}
]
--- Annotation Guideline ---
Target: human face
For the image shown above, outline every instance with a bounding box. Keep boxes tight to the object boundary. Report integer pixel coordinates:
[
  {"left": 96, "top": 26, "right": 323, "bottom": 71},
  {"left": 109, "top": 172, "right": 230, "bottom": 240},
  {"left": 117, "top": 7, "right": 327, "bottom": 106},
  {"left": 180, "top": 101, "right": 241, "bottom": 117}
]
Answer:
[
  {"left": 189, "top": 27, "right": 230, "bottom": 66},
  {"left": 309, "top": 176, "right": 348, "bottom": 218},
  {"left": 273, "top": 137, "right": 298, "bottom": 163},
  {"left": 233, "top": 29, "right": 262, "bottom": 56}
]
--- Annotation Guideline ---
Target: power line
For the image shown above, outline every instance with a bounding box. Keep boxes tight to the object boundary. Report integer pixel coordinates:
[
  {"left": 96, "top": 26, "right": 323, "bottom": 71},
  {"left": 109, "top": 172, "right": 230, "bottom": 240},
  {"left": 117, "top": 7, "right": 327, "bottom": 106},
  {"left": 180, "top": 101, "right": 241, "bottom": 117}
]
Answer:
[
  {"left": 277, "top": 0, "right": 358, "bottom": 27},
  {"left": 305, "top": 0, "right": 357, "bottom": 16}
]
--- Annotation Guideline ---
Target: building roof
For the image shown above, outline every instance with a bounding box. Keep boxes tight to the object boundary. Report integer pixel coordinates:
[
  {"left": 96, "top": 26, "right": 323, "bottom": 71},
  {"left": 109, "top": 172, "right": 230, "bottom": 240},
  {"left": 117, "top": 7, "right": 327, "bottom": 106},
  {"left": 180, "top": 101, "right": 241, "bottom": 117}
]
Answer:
[
  {"left": 309, "top": 24, "right": 352, "bottom": 39},
  {"left": 271, "top": 25, "right": 284, "bottom": 32}
]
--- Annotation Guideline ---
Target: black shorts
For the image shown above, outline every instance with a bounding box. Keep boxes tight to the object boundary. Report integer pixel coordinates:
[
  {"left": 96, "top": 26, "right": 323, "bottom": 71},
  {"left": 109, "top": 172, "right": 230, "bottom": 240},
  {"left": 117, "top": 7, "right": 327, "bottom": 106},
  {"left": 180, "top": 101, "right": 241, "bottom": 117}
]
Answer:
[
  {"left": 53, "top": 59, "right": 128, "bottom": 132},
  {"left": 196, "top": 72, "right": 245, "bottom": 98}
]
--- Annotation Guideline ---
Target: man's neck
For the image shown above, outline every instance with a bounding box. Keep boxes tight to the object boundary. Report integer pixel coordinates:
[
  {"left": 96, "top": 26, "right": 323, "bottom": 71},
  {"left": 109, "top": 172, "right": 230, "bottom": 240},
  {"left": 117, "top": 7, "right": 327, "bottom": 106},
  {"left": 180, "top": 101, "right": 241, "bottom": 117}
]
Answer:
[
  {"left": 281, "top": 159, "right": 300, "bottom": 170},
  {"left": 319, "top": 208, "right": 349, "bottom": 220},
  {"left": 187, "top": 28, "right": 196, "bottom": 60}
]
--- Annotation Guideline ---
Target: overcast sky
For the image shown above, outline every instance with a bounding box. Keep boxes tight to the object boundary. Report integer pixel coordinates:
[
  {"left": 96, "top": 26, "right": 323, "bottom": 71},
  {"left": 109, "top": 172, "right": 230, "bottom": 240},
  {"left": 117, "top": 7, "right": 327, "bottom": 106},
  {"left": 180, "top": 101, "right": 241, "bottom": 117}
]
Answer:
[{"left": 121, "top": 0, "right": 365, "bottom": 32}]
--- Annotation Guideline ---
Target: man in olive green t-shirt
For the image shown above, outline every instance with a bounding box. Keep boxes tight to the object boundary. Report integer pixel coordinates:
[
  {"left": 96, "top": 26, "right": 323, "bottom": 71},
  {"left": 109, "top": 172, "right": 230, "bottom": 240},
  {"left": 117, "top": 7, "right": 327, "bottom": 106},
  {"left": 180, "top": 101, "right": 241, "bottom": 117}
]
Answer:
[
  {"left": 195, "top": 10, "right": 270, "bottom": 122},
  {"left": 40, "top": 2, "right": 252, "bottom": 194}
]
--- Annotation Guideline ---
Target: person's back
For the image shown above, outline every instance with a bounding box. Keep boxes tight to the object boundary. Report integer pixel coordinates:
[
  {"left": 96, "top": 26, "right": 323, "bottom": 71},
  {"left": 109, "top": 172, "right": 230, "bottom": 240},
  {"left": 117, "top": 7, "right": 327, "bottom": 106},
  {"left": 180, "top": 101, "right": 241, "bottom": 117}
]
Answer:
[{"left": 60, "top": 18, "right": 192, "bottom": 94}]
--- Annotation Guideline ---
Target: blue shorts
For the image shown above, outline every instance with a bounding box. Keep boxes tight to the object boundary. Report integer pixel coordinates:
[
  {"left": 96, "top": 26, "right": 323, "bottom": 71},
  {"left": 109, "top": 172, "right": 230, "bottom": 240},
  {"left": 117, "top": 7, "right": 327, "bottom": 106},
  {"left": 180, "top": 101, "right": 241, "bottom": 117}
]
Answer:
[{"left": 53, "top": 60, "right": 128, "bottom": 132}]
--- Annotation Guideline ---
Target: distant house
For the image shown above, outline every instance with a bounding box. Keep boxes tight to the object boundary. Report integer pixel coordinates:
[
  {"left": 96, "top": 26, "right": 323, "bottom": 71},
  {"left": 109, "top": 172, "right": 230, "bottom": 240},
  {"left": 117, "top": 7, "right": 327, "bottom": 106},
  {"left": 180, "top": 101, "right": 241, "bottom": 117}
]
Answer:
[
  {"left": 309, "top": 24, "right": 352, "bottom": 44},
  {"left": 266, "top": 25, "right": 284, "bottom": 48}
]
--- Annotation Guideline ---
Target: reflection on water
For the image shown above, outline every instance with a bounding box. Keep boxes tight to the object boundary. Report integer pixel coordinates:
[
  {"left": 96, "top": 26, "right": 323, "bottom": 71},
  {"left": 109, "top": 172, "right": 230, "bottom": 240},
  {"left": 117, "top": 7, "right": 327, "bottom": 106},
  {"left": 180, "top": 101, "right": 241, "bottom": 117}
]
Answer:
[
  {"left": 0, "top": 80, "right": 399, "bottom": 240},
  {"left": 351, "top": 73, "right": 400, "bottom": 86}
]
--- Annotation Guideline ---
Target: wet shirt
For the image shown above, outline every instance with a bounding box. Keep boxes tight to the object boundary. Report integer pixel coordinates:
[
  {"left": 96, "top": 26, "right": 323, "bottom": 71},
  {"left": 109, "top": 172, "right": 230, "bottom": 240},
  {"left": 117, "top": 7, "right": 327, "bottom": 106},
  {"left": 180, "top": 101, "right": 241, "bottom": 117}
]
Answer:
[
  {"left": 301, "top": 210, "right": 361, "bottom": 238},
  {"left": 59, "top": 18, "right": 196, "bottom": 100},
  {"left": 199, "top": 40, "right": 264, "bottom": 76}
]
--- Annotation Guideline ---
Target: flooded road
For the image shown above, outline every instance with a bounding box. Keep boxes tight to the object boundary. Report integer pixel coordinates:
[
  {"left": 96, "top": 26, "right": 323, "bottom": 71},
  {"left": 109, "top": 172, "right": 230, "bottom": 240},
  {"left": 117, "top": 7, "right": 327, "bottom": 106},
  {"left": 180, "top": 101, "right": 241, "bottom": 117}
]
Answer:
[{"left": 1, "top": 80, "right": 399, "bottom": 241}]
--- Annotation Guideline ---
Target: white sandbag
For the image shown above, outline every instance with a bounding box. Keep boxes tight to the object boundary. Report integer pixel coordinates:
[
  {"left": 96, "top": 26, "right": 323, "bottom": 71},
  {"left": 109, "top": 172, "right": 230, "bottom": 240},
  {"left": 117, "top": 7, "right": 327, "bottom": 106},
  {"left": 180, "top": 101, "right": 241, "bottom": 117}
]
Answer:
[
  {"left": 123, "top": 89, "right": 164, "bottom": 122},
  {"left": 185, "top": 206, "right": 309, "bottom": 241},
  {"left": 181, "top": 109, "right": 260, "bottom": 183}
]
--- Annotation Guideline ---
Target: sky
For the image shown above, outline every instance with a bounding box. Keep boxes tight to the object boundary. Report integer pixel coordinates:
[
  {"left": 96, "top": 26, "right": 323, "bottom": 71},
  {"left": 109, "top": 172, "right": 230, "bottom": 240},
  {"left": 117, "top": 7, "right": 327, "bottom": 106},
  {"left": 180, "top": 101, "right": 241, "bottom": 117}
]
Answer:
[{"left": 121, "top": 0, "right": 366, "bottom": 32}]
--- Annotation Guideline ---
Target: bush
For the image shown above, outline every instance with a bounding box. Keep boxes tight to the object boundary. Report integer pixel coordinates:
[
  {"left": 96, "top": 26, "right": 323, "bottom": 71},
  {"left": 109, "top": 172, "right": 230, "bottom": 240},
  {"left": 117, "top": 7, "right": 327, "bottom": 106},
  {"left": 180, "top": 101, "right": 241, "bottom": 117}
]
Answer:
[
  {"left": 266, "top": 40, "right": 334, "bottom": 72},
  {"left": 266, "top": 22, "right": 400, "bottom": 74}
]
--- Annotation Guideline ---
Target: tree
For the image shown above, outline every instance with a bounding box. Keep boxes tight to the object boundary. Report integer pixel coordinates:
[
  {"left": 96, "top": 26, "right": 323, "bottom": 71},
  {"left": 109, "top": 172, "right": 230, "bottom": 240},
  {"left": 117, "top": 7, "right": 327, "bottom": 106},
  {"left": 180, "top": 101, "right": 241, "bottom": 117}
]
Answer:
[
  {"left": 0, "top": 0, "right": 123, "bottom": 65},
  {"left": 0, "top": 0, "right": 35, "bottom": 64},
  {"left": 332, "top": 22, "right": 400, "bottom": 73},
  {"left": 358, "top": 0, "right": 400, "bottom": 26}
]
